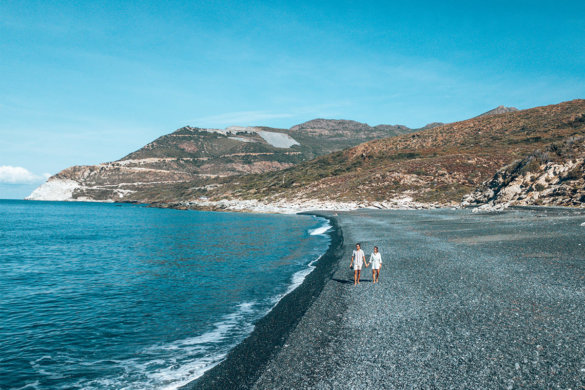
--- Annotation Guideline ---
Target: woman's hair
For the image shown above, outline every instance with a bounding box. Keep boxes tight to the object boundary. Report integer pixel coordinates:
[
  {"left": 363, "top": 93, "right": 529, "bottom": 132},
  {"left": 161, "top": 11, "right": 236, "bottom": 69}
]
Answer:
[{"left": 374, "top": 246, "right": 378, "bottom": 250}]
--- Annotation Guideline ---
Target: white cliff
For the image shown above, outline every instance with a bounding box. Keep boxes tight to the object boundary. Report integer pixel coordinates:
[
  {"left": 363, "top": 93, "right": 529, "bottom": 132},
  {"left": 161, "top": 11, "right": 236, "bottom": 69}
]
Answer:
[{"left": 26, "top": 178, "right": 80, "bottom": 201}]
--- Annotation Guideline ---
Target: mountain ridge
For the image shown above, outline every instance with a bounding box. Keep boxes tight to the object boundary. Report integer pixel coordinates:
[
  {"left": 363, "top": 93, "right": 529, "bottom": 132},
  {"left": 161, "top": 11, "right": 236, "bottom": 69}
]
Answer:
[
  {"left": 192, "top": 99, "right": 585, "bottom": 208},
  {"left": 27, "top": 101, "right": 584, "bottom": 210},
  {"left": 27, "top": 118, "right": 419, "bottom": 201}
]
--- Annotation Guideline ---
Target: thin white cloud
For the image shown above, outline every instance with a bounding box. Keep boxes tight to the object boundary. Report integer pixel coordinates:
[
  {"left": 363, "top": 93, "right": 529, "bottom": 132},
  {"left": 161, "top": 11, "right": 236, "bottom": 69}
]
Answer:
[
  {"left": 190, "top": 103, "right": 356, "bottom": 128},
  {"left": 0, "top": 166, "right": 50, "bottom": 184},
  {"left": 194, "top": 111, "right": 294, "bottom": 127}
]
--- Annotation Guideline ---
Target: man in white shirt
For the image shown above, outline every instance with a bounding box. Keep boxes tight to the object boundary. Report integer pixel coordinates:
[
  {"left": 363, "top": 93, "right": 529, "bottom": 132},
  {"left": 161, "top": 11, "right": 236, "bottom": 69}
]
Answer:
[{"left": 350, "top": 243, "right": 365, "bottom": 285}]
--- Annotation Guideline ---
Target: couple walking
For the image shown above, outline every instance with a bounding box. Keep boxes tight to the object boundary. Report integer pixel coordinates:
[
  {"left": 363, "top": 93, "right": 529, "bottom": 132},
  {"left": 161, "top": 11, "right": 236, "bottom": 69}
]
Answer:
[{"left": 350, "top": 243, "right": 382, "bottom": 285}]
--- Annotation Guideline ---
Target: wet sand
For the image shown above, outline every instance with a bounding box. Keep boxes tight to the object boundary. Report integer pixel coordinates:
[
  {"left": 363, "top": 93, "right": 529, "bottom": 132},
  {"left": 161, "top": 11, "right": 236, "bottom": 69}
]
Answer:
[{"left": 189, "top": 207, "right": 585, "bottom": 389}]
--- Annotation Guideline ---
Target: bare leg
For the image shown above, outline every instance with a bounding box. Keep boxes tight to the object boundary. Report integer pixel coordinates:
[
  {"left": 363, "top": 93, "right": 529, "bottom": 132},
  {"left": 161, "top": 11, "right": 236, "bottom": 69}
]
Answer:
[
  {"left": 357, "top": 269, "right": 361, "bottom": 284},
  {"left": 376, "top": 269, "right": 380, "bottom": 282},
  {"left": 354, "top": 270, "right": 358, "bottom": 285},
  {"left": 372, "top": 269, "right": 376, "bottom": 283}
]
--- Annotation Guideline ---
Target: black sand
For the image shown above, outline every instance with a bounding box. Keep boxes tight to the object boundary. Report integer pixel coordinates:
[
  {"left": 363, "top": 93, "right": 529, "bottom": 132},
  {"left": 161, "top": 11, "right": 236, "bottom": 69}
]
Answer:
[{"left": 188, "top": 208, "right": 585, "bottom": 389}]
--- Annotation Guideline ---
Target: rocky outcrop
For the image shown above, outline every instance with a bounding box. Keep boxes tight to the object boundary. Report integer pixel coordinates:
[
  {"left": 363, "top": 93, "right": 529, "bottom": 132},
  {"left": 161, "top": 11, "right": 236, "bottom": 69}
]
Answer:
[
  {"left": 463, "top": 136, "right": 585, "bottom": 210},
  {"left": 476, "top": 105, "right": 519, "bottom": 117}
]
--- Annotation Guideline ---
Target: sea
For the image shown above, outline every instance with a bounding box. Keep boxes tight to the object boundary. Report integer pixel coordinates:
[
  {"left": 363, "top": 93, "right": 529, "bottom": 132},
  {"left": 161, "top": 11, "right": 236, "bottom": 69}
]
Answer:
[{"left": 0, "top": 200, "right": 331, "bottom": 390}]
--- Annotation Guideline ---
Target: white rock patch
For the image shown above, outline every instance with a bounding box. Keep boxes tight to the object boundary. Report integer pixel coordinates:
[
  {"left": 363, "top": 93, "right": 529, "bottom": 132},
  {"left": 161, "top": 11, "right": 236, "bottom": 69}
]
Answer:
[
  {"left": 257, "top": 131, "right": 299, "bottom": 148},
  {"left": 25, "top": 179, "right": 79, "bottom": 201},
  {"left": 229, "top": 136, "right": 255, "bottom": 143}
]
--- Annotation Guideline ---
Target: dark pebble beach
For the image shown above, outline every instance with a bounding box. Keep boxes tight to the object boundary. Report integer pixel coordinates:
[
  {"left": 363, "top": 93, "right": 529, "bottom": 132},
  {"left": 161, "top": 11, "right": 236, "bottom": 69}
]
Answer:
[{"left": 187, "top": 207, "right": 585, "bottom": 389}]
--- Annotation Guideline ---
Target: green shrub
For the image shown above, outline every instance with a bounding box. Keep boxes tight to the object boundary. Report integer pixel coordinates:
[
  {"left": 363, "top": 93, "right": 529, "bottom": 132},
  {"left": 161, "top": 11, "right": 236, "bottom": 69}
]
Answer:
[
  {"left": 519, "top": 158, "right": 540, "bottom": 175},
  {"left": 561, "top": 167, "right": 582, "bottom": 182}
]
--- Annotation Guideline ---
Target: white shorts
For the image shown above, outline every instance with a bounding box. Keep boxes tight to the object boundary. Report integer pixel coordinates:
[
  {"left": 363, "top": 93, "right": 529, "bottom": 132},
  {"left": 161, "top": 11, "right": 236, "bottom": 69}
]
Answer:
[
  {"left": 354, "top": 264, "right": 362, "bottom": 271},
  {"left": 372, "top": 264, "right": 380, "bottom": 270}
]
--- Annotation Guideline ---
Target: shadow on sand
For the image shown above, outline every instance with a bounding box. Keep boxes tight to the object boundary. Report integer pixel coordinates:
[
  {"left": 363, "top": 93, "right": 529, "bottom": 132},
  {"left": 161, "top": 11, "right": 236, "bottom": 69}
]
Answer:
[{"left": 332, "top": 278, "right": 373, "bottom": 284}]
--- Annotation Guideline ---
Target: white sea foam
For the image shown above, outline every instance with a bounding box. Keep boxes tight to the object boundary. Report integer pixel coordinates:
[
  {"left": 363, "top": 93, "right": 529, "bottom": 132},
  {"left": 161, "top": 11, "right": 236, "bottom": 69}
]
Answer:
[
  {"left": 283, "top": 255, "right": 322, "bottom": 297},
  {"left": 275, "top": 220, "right": 333, "bottom": 297},
  {"left": 580, "top": 222, "right": 585, "bottom": 226},
  {"left": 271, "top": 221, "right": 333, "bottom": 304},
  {"left": 12, "top": 380, "right": 40, "bottom": 390},
  {"left": 309, "top": 220, "right": 332, "bottom": 236},
  {"left": 62, "top": 302, "right": 258, "bottom": 390},
  {"left": 142, "top": 301, "right": 257, "bottom": 390}
]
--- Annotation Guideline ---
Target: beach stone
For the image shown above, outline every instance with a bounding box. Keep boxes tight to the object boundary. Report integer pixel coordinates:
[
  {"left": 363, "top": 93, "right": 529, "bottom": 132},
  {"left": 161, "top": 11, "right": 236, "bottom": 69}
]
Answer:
[{"left": 249, "top": 208, "right": 585, "bottom": 389}]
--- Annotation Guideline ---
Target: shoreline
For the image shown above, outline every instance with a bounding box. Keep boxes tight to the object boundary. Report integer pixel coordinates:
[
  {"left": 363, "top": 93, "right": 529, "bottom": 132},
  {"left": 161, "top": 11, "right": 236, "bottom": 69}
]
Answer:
[
  {"left": 23, "top": 195, "right": 455, "bottom": 213},
  {"left": 181, "top": 212, "right": 344, "bottom": 389},
  {"left": 251, "top": 208, "right": 585, "bottom": 389},
  {"left": 152, "top": 197, "right": 452, "bottom": 214},
  {"left": 22, "top": 197, "right": 585, "bottom": 215},
  {"left": 189, "top": 207, "right": 585, "bottom": 389}
]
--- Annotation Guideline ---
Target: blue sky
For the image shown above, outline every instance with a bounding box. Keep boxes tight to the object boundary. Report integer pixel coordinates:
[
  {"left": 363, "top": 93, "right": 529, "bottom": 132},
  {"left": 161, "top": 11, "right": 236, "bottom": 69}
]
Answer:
[{"left": 1, "top": 0, "right": 584, "bottom": 198}]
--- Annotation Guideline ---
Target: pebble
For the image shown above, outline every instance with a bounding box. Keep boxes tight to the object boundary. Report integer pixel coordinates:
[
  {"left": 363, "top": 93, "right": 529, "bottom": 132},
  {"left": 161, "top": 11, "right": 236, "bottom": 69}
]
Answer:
[{"left": 217, "top": 208, "right": 585, "bottom": 389}]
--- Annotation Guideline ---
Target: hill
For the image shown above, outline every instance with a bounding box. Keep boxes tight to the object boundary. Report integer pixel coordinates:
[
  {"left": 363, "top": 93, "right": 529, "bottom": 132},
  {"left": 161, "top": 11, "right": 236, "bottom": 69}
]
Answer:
[
  {"left": 288, "top": 119, "right": 413, "bottom": 155},
  {"left": 194, "top": 100, "right": 585, "bottom": 208},
  {"left": 27, "top": 120, "right": 417, "bottom": 202}
]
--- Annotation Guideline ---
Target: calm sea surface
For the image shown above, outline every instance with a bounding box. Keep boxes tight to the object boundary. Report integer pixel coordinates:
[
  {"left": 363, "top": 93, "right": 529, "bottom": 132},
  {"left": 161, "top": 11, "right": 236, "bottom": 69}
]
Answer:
[{"left": 0, "top": 200, "right": 330, "bottom": 390}]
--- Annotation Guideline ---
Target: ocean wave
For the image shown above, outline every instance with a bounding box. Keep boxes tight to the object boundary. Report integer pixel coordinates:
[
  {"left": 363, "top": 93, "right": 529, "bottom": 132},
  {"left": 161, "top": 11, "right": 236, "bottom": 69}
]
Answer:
[
  {"left": 142, "top": 301, "right": 257, "bottom": 390},
  {"left": 12, "top": 380, "right": 40, "bottom": 390},
  {"left": 308, "top": 220, "right": 332, "bottom": 236},
  {"left": 293, "top": 219, "right": 332, "bottom": 297},
  {"left": 27, "top": 253, "right": 329, "bottom": 390},
  {"left": 66, "top": 302, "right": 258, "bottom": 390},
  {"left": 284, "top": 254, "right": 322, "bottom": 297}
]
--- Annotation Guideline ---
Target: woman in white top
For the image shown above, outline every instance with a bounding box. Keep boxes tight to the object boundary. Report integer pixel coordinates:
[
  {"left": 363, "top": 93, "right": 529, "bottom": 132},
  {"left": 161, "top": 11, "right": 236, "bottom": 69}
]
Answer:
[
  {"left": 367, "top": 246, "right": 382, "bottom": 283},
  {"left": 350, "top": 243, "right": 365, "bottom": 285}
]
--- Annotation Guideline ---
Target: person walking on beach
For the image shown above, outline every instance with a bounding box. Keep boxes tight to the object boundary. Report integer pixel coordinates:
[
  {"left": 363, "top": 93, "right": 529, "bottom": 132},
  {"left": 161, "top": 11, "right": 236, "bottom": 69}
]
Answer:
[
  {"left": 350, "top": 243, "right": 366, "bottom": 285},
  {"left": 369, "top": 246, "right": 382, "bottom": 283}
]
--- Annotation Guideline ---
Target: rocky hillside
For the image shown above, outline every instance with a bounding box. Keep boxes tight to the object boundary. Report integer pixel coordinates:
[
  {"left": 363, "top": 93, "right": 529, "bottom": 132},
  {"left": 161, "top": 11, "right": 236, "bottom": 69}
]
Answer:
[
  {"left": 196, "top": 100, "right": 585, "bottom": 207},
  {"left": 27, "top": 120, "right": 419, "bottom": 202},
  {"left": 463, "top": 135, "right": 585, "bottom": 209},
  {"left": 28, "top": 101, "right": 584, "bottom": 209}
]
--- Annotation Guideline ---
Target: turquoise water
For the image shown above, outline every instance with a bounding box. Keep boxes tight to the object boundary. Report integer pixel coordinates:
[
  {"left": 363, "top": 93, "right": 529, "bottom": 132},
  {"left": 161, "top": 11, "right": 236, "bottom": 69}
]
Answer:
[{"left": 0, "top": 200, "right": 330, "bottom": 389}]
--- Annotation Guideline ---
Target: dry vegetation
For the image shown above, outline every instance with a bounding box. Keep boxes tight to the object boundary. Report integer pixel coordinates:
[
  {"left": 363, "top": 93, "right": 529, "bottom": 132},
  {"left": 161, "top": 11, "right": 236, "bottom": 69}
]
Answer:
[
  {"left": 199, "top": 99, "right": 585, "bottom": 205},
  {"left": 465, "top": 135, "right": 585, "bottom": 207}
]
